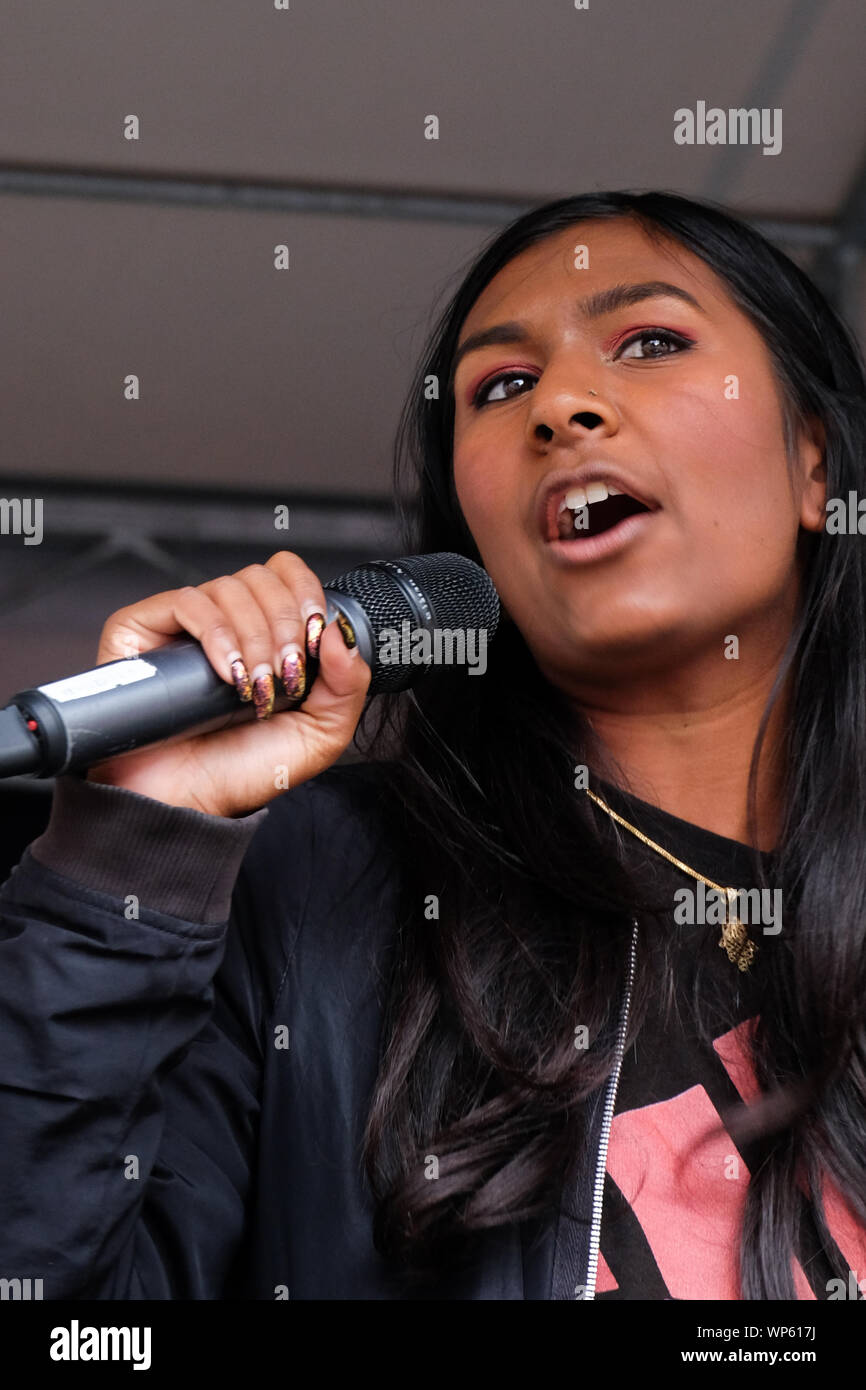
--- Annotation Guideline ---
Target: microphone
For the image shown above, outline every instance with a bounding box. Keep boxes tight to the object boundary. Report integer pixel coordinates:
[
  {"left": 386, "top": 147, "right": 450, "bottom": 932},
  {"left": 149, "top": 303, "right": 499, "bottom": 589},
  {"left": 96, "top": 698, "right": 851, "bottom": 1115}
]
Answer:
[{"left": 0, "top": 553, "right": 499, "bottom": 779}]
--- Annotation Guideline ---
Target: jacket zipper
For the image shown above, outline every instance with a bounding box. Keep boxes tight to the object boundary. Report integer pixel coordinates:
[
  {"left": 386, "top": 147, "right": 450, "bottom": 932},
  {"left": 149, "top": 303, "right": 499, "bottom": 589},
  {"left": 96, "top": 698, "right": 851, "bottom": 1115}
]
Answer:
[{"left": 583, "top": 917, "right": 638, "bottom": 1301}]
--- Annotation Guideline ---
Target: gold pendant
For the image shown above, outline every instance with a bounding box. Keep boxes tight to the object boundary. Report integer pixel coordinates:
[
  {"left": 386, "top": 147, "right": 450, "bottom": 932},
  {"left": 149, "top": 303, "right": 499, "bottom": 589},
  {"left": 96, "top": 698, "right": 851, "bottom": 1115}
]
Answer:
[{"left": 719, "top": 888, "right": 757, "bottom": 971}]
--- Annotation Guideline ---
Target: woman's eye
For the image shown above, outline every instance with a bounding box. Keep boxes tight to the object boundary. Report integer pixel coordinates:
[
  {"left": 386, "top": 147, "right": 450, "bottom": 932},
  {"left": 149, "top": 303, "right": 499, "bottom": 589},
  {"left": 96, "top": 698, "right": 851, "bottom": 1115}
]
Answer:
[
  {"left": 616, "top": 328, "right": 693, "bottom": 360},
  {"left": 472, "top": 371, "right": 537, "bottom": 407}
]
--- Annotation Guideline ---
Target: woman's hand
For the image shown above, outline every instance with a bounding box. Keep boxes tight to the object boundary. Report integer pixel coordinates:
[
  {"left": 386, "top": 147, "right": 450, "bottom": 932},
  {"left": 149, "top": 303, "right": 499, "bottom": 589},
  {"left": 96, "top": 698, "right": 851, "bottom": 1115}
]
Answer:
[{"left": 84, "top": 551, "right": 371, "bottom": 818}]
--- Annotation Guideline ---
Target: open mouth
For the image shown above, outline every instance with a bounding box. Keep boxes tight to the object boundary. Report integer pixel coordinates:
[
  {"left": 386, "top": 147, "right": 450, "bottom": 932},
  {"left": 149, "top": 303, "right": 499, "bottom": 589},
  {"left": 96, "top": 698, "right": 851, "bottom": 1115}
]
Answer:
[{"left": 552, "top": 485, "right": 651, "bottom": 541}]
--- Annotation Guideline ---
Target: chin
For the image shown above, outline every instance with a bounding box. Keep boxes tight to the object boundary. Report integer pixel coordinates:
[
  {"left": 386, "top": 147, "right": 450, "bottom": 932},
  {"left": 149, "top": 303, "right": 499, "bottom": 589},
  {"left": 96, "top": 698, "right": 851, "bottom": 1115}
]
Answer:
[{"left": 544, "top": 616, "right": 693, "bottom": 672}]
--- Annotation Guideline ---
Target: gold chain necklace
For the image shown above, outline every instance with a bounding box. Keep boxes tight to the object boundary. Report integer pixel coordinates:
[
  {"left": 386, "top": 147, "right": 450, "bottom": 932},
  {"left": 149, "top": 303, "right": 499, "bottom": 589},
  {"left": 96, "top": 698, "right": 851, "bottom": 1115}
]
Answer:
[{"left": 585, "top": 787, "right": 758, "bottom": 972}]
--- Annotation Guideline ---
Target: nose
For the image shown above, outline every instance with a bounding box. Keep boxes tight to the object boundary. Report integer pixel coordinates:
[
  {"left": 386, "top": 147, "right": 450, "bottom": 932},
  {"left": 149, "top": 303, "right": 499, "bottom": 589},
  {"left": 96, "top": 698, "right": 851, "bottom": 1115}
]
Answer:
[{"left": 525, "top": 374, "right": 619, "bottom": 448}]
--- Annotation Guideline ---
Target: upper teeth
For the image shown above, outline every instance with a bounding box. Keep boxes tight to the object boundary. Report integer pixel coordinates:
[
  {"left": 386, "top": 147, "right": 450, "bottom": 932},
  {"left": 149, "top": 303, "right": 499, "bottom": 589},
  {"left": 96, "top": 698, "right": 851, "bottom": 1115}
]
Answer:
[{"left": 559, "top": 481, "right": 623, "bottom": 511}]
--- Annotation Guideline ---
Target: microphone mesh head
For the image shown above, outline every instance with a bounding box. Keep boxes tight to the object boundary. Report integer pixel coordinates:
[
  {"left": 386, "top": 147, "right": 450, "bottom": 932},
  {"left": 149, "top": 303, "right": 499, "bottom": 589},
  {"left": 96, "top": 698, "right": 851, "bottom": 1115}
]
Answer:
[{"left": 323, "top": 552, "right": 500, "bottom": 691}]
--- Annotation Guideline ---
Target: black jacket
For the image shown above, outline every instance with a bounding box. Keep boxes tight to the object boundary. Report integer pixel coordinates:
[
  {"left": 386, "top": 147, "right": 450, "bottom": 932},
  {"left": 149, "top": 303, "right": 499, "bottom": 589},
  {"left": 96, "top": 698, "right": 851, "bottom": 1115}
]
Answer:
[{"left": 0, "top": 763, "right": 620, "bottom": 1300}]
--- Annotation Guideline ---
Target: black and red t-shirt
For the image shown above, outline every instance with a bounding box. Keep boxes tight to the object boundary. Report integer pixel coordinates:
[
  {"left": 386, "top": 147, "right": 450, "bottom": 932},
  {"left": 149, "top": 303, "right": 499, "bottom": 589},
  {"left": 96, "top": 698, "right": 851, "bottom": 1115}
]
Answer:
[{"left": 589, "top": 785, "right": 866, "bottom": 1300}]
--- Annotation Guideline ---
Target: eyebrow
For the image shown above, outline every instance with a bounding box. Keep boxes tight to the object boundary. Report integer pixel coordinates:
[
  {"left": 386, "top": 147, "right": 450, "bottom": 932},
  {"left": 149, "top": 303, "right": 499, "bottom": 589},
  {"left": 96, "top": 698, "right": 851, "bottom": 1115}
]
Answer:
[{"left": 452, "top": 280, "right": 706, "bottom": 375}]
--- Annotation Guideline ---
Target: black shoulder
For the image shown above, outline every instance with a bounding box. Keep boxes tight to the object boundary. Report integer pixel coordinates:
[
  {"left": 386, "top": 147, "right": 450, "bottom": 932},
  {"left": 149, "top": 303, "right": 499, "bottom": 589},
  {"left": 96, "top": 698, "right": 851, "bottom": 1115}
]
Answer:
[
  {"left": 278, "top": 757, "right": 398, "bottom": 834},
  {"left": 228, "top": 760, "right": 404, "bottom": 1000},
  {"left": 241, "top": 758, "right": 402, "bottom": 899}
]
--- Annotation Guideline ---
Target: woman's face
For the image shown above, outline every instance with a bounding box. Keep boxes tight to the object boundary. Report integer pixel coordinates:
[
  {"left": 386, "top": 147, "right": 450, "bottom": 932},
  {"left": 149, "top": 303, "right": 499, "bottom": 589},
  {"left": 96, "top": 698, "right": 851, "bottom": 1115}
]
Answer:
[{"left": 451, "top": 219, "right": 825, "bottom": 692}]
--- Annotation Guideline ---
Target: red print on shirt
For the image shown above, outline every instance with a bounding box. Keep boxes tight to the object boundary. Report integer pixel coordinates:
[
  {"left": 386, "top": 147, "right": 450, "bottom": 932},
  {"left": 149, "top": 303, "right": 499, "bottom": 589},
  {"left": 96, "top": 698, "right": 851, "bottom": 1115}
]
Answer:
[{"left": 600, "top": 1019, "right": 820, "bottom": 1298}]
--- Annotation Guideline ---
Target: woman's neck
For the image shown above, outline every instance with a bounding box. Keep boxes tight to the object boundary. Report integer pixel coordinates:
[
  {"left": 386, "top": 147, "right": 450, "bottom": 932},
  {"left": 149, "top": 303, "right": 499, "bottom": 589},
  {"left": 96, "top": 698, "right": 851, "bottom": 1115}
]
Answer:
[{"left": 571, "top": 654, "right": 790, "bottom": 852}]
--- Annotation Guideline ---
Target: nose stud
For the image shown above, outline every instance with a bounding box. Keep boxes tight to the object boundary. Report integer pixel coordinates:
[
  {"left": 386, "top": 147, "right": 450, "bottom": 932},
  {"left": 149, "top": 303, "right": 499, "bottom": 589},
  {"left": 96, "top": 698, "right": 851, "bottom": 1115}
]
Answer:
[{"left": 588, "top": 389, "right": 598, "bottom": 397}]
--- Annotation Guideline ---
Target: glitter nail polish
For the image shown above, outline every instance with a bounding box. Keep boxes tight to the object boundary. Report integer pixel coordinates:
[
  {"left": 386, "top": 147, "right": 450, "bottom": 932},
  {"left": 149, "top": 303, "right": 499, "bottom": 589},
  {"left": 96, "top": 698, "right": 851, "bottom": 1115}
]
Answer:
[
  {"left": 231, "top": 658, "right": 253, "bottom": 702},
  {"left": 253, "top": 671, "right": 275, "bottom": 720},
  {"left": 336, "top": 612, "right": 357, "bottom": 649},
  {"left": 305, "top": 612, "right": 325, "bottom": 661},
  {"left": 281, "top": 647, "right": 306, "bottom": 701}
]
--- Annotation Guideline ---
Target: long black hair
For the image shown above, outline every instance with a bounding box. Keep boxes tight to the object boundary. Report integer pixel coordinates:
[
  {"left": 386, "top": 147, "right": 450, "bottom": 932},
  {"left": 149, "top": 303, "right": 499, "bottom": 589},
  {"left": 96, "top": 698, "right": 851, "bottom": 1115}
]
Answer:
[{"left": 356, "top": 190, "right": 866, "bottom": 1298}]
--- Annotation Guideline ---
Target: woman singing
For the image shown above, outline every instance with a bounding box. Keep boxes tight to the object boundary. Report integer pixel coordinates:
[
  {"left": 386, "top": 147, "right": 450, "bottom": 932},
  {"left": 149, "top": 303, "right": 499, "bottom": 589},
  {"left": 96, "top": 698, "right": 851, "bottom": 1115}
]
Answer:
[{"left": 2, "top": 190, "right": 866, "bottom": 1300}]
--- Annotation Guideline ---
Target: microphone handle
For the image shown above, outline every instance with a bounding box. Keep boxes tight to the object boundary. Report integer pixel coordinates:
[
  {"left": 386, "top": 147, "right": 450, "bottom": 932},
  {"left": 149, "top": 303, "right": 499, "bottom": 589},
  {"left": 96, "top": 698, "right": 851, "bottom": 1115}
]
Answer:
[{"left": 3, "top": 595, "right": 366, "bottom": 778}]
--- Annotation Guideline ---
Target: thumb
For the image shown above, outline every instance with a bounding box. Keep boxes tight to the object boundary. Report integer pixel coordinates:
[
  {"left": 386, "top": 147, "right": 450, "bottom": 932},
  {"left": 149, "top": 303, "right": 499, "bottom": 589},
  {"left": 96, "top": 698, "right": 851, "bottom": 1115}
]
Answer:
[{"left": 302, "top": 616, "right": 371, "bottom": 713}]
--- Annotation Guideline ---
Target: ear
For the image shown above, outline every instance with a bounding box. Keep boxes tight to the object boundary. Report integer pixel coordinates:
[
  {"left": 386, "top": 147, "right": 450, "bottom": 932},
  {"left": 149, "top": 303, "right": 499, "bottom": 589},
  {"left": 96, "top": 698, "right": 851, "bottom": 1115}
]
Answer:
[{"left": 797, "top": 414, "right": 826, "bottom": 534}]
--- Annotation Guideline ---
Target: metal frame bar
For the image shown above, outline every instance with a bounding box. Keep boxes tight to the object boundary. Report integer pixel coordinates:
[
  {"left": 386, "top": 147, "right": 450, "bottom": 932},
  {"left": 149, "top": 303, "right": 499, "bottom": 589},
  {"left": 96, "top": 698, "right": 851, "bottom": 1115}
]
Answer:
[
  {"left": 0, "top": 165, "right": 844, "bottom": 247},
  {"left": 0, "top": 482, "right": 404, "bottom": 615},
  {"left": 812, "top": 152, "right": 866, "bottom": 307},
  {"left": 0, "top": 480, "right": 401, "bottom": 548},
  {"left": 703, "top": 0, "right": 828, "bottom": 203}
]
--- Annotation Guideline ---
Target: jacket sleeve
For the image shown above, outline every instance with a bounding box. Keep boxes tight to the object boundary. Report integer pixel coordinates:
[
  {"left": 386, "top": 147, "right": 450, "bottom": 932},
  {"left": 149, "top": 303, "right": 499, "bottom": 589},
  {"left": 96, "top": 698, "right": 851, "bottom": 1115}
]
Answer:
[{"left": 0, "top": 771, "right": 295, "bottom": 1300}]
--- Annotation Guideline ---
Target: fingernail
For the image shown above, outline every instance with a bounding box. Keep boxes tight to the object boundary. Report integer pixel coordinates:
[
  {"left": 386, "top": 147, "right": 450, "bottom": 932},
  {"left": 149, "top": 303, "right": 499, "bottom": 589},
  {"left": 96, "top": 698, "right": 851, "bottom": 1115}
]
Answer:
[
  {"left": 252, "top": 670, "right": 275, "bottom": 721},
  {"left": 280, "top": 645, "right": 306, "bottom": 701},
  {"left": 336, "top": 612, "right": 357, "bottom": 650},
  {"left": 230, "top": 656, "right": 253, "bottom": 702},
  {"left": 305, "top": 612, "right": 325, "bottom": 661}
]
